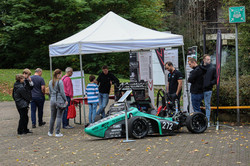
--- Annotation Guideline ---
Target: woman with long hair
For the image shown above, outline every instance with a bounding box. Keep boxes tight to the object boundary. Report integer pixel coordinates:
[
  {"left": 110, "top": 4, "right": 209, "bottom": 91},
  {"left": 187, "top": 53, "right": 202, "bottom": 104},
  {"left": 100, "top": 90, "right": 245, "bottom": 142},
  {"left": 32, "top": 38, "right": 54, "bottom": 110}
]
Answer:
[{"left": 48, "top": 69, "right": 68, "bottom": 137}]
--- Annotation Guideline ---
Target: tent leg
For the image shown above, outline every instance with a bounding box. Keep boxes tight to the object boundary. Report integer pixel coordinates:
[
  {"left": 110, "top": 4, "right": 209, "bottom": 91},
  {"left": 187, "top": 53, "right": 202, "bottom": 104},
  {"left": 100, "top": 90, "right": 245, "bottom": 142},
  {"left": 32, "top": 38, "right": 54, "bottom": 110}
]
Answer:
[
  {"left": 80, "top": 54, "right": 86, "bottom": 126},
  {"left": 50, "top": 57, "right": 53, "bottom": 80},
  {"left": 182, "top": 45, "right": 190, "bottom": 112}
]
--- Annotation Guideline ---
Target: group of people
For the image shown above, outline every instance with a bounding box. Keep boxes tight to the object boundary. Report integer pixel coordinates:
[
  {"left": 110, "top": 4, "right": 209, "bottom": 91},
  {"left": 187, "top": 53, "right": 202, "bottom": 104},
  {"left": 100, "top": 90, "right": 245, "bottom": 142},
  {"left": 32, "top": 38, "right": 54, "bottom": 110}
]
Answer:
[
  {"left": 13, "top": 68, "right": 46, "bottom": 135},
  {"left": 13, "top": 65, "right": 119, "bottom": 137},
  {"left": 165, "top": 54, "right": 216, "bottom": 127},
  {"left": 86, "top": 65, "right": 119, "bottom": 124}
]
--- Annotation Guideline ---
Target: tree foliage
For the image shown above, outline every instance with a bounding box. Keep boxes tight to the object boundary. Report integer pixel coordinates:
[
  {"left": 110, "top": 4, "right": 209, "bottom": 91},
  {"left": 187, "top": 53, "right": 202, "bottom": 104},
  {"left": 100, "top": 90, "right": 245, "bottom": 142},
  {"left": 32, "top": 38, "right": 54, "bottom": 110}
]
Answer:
[
  {"left": 221, "top": 0, "right": 250, "bottom": 76},
  {"left": 0, "top": 0, "right": 165, "bottom": 77}
]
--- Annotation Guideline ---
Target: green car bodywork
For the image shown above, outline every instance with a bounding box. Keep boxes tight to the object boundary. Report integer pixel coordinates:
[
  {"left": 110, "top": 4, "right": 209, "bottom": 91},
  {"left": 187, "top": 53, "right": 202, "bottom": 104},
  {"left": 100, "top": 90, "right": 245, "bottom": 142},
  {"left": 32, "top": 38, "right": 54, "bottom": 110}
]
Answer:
[{"left": 84, "top": 107, "right": 177, "bottom": 138}]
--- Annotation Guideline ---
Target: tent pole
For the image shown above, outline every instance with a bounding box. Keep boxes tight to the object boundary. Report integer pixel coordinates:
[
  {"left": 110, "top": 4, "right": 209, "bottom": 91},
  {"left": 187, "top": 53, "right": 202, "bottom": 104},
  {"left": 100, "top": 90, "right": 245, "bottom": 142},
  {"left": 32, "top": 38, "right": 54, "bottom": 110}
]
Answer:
[
  {"left": 50, "top": 56, "right": 52, "bottom": 80},
  {"left": 182, "top": 45, "right": 190, "bottom": 112},
  {"left": 79, "top": 54, "right": 86, "bottom": 126}
]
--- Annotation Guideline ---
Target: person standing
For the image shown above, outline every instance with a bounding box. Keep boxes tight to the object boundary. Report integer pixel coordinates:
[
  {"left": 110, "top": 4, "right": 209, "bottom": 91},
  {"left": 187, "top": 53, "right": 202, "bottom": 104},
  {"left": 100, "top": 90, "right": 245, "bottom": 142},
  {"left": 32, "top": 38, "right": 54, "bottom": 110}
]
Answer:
[
  {"left": 48, "top": 69, "right": 68, "bottom": 137},
  {"left": 165, "top": 62, "right": 183, "bottom": 110},
  {"left": 200, "top": 54, "right": 216, "bottom": 127},
  {"left": 61, "top": 67, "right": 74, "bottom": 129},
  {"left": 86, "top": 75, "right": 99, "bottom": 123},
  {"left": 13, "top": 74, "right": 33, "bottom": 135},
  {"left": 23, "top": 68, "right": 33, "bottom": 100},
  {"left": 188, "top": 58, "right": 204, "bottom": 112},
  {"left": 96, "top": 65, "right": 119, "bottom": 118},
  {"left": 30, "top": 68, "right": 46, "bottom": 128}
]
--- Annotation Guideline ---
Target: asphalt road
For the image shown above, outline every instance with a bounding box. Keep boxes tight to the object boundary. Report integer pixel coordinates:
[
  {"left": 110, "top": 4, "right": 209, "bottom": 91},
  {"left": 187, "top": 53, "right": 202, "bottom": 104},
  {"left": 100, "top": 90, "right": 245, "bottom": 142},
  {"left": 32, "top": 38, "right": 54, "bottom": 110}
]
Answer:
[{"left": 0, "top": 101, "right": 249, "bottom": 166}]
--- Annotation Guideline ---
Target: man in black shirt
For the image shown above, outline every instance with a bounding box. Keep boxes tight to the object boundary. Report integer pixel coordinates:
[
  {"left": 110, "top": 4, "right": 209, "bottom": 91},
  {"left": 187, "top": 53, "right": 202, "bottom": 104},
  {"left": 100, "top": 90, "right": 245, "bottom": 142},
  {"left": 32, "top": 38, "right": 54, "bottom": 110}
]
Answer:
[
  {"left": 96, "top": 65, "right": 119, "bottom": 118},
  {"left": 165, "top": 62, "right": 183, "bottom": 109}
]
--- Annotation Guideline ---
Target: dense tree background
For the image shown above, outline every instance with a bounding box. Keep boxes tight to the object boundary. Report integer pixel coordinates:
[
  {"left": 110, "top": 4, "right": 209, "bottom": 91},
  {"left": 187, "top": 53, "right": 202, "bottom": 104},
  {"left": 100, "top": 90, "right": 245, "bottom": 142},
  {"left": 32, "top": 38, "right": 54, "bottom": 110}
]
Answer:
[{"left": 0, "top": 0, "right": 165, "bottom": 77}]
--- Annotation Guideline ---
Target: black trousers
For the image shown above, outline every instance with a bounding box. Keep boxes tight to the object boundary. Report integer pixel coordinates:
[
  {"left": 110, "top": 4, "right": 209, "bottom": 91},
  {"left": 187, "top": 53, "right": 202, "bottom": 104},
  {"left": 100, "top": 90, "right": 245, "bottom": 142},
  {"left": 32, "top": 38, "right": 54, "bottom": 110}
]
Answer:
[{"left": 17, "top": 107, "right": 29, "bottom": 133}]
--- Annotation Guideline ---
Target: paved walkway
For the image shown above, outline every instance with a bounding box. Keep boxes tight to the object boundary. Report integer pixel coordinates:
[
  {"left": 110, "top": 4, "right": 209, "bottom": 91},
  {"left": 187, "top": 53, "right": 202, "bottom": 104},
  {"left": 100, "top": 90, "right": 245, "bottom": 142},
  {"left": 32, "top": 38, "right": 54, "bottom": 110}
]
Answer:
[{"left": 0, "top": 101, "right": 249, "bottom": 166}]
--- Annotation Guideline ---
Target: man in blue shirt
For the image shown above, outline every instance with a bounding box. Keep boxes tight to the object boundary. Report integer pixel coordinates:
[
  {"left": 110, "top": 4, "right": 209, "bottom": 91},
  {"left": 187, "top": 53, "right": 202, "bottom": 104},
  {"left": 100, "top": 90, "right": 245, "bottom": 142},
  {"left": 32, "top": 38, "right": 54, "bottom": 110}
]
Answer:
[{"left": 30, "top": 68, "right": 46, "bottom": 128}]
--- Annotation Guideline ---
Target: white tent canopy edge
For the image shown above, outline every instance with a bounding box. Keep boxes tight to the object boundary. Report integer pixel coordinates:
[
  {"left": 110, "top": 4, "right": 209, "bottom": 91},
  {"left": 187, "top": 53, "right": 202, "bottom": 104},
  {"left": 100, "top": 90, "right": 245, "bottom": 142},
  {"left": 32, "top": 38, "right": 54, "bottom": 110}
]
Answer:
[{"left": 49, "top": 11, "right": 183, "bottom": 56}]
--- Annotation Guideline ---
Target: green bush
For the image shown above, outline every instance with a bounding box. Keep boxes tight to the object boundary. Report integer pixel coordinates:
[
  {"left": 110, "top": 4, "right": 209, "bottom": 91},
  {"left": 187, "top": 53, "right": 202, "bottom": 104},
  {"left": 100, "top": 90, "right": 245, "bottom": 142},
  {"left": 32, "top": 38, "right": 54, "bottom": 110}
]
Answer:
[{"left": 211, "top": 75, "right": 250, "bottom": 107}]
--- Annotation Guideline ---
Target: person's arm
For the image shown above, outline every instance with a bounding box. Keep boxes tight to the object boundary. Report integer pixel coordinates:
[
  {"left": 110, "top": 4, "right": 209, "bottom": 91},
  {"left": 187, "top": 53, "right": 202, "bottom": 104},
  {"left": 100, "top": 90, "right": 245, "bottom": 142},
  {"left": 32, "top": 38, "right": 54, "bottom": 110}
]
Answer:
[
  {"left": 110, "top": 73, "right": 120, "bottom": 85},
  {"left": 211, "top": 67, "right": 217, "bottom": 85},
  {"left": 41, "top": 78, "right": 45, "bottom": 95},
  {"left": 166, "top": 82, "right": 169, "bottom": 93},
  {"left": 176, "top": 79, "right": 182, "bottom": 96},
  {"left": 19, "top": 87, "right": 31, "bottom": 102},
  {"left": 59, "top": 80, "right": 67, "bottom": 102},
  {"left": 188, "top": 67, "right": 201, "bottom": 83}
]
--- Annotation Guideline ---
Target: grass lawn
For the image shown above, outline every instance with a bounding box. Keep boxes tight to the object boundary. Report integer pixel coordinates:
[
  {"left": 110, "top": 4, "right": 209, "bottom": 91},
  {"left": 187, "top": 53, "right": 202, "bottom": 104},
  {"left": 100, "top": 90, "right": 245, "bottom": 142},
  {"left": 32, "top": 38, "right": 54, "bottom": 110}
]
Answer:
[
  {"left": 0, "top": 69, "right": 179, "bottom": 107},
  {"left": 0, "top": 69, "right": 129, "bottom": 101}
]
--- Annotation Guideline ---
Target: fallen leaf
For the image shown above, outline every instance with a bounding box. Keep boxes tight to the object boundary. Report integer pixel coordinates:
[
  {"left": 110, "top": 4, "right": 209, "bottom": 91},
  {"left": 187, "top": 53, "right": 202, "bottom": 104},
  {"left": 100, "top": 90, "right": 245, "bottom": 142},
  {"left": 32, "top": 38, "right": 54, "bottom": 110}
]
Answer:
[{"left": 206, "top": 154, "right": 210, "bottom": 156}]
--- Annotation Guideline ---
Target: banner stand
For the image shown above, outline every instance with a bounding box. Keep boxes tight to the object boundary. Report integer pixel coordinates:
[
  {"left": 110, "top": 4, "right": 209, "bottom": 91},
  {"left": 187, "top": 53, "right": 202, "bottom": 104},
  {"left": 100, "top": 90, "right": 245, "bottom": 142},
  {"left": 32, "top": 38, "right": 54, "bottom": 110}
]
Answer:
[{"left": 214, "top": 30, "right": 234, "bottom": 131}]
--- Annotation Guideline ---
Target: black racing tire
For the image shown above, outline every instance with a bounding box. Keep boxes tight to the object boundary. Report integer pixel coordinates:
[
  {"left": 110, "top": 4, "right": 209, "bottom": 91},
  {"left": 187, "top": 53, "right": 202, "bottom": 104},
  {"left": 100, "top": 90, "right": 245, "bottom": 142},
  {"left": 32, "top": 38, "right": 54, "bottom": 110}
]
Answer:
[
  {"left": 186, "top": 112, "right": 208, "bottom": 133},
  {"left": 94, "top": 115, "right": 102, "bottom": 122},
  {"left": 128, "top": 117, "right": 149, "bottom": 139}
]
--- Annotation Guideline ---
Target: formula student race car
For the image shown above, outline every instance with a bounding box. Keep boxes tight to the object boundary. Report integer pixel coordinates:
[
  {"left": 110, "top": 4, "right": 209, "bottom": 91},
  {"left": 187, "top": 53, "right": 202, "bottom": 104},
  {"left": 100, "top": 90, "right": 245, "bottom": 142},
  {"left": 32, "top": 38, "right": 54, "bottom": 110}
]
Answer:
[{"left": 84, "top": 82, "right": 208, "bottom": 139}]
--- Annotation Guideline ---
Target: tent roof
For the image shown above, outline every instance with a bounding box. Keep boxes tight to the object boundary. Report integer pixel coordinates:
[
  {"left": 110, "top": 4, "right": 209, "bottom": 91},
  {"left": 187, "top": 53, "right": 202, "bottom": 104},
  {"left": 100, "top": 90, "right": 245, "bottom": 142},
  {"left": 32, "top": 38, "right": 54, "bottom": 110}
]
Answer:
[{"left": 49, "top": 11, "right": 183, "bottom": 57}]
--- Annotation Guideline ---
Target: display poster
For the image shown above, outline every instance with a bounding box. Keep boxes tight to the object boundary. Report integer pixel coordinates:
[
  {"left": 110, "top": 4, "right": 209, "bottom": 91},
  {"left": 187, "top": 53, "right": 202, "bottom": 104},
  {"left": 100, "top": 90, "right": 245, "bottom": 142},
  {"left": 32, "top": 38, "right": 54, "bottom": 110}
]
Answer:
[
  {"left": 129, "top": 52, "right": 139, "bottom": 82},
  {"left": 70, "top": 71, "right": 85, "bottom": 97},
  {"left": 164, "top": 49, "right": 179, "bottom": 90},
  {"left": 138, "top": 51, "right": 154, "bottom": 106},
  {"left": 187, "top": 46, "right": 197, "bottom": 60}
]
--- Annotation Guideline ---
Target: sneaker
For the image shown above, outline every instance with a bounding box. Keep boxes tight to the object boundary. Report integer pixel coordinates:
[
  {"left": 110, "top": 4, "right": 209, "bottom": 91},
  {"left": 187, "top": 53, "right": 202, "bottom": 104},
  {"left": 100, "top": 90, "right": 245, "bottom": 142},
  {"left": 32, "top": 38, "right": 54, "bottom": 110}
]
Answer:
[
  {"left": 32, "top": 125, "right": 36, "bottom": 128},
  {"left": 48, "top": 132, "right": 53, "bottom": 137},
  {"left": 63, "top": 125, "right": 74, "bottom": 129},
  {"left": 68, "top": 125, "right": 74, "bottom": 129},
  {"left": 39, "top": 122, "right": 46, "bottom": 126},
  {"left": 207, "top": 122, "right": 210, "bottom": 128},
  {"left": 55, "top": 133, "right": 63, "bottom": 137}
]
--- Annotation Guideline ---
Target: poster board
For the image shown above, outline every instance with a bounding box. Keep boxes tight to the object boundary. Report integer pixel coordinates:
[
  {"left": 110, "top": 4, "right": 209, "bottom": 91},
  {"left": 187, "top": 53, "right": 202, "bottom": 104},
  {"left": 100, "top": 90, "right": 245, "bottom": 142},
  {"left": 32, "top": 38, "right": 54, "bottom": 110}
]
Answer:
[
  {"left": 138, "top": 51, "right": 154, "bottom": 106},
  {"left": 70, "top": 71, "right": 85, "bottom": 97},
  {"left": 164, "top": 49, "right": 179, "bottom": 89}
]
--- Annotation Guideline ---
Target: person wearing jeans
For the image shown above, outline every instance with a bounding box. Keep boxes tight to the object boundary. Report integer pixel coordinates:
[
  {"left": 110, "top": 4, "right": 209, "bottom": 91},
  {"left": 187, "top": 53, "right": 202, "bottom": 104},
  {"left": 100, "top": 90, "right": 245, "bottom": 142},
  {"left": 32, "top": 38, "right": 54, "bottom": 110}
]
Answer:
[
  {"left": 30, "top": 68, "right": 46, "bottom": 128},
  {"left": 200, "top": 54, "right": 216, "bottom": 127},
  {"left": 188, "top": 58, "right": 204, "bottom": 112},
  {"left": 30, "top": 96, "right": 45, "bottom": 126},
  {"left": 61, "top": 67, "right": 74, "bottom": 129},
  {"left": 86, "top": 75, "right": 99, "bottom": 123},
  {"left": 96, "top": 65, "right": 119, "bottom": 118},
  {"left": 48, "top": 69, "right": 68, "bottom": 137},
  {"left": 97, "top": 93, "right": 109, "bottom": 118}
]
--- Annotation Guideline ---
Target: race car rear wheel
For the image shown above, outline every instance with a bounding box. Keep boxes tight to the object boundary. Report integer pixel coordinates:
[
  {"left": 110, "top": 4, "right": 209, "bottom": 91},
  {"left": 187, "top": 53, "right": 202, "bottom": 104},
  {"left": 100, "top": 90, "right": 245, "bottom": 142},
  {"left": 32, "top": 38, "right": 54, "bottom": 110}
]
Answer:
[
  {"left": 186, "top": 112, "right": 207, "bottom": 133},
  {"left": 128, "top": 117, "right": 149, "bottom": 139}
]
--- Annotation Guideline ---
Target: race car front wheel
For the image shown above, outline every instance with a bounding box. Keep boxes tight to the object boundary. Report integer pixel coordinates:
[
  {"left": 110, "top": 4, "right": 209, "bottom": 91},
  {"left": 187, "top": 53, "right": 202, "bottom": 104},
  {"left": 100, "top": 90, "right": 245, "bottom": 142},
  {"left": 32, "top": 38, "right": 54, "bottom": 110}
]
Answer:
[
  {"left": 128, "top": 117, "right": 149, "bottom": 139},
  {"left": 186, "top": 112, "right": 207, "bottom": 133}
]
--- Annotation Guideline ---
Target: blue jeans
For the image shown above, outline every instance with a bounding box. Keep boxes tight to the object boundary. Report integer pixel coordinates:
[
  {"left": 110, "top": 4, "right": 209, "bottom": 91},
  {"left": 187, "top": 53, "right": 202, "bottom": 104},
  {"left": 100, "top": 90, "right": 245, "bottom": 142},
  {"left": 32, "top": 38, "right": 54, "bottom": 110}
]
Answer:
[
  {"left": 191, "top": 93, "right": 204, "bottom": 112},
  {"left": 88, "top": 103, "right": 97, "bottom": 123},
  {"left": 204, "top": 91, "right": 212, "bottom": 122},
  {"left": 31, "top": 96, "right": 45, "bottom": 125},
  {"left": 97, "top": 93, "right": 109, "bottom": 118},
  {"left": 62, "top": 96, "right": 71, "bottom": 128}
]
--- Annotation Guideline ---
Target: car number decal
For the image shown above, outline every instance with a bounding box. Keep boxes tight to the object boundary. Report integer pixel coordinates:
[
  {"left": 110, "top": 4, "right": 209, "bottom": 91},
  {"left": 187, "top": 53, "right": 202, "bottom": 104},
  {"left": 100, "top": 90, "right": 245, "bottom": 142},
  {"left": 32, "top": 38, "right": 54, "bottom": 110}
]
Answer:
[{"left": 162, "top": 121, "right": 173, "bottom": 130}]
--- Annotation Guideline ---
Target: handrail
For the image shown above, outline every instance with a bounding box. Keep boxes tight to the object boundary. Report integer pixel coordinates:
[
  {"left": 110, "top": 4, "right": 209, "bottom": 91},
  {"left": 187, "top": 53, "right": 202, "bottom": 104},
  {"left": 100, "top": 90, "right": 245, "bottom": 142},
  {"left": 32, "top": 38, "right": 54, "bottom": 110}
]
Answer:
[{"left": 201, "top": 106, "right": 250, "bottom": 110}]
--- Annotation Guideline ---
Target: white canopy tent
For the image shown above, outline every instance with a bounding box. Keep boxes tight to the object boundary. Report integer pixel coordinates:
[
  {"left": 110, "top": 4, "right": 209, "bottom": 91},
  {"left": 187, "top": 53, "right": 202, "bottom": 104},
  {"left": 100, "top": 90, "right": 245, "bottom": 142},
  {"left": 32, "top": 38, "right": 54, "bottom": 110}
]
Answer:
[
  {"left": 49, "top": 11, "right": 183, "bottom": 56},
  {"left": 48, "top": 11, "right": 190, "bottom": 125}
]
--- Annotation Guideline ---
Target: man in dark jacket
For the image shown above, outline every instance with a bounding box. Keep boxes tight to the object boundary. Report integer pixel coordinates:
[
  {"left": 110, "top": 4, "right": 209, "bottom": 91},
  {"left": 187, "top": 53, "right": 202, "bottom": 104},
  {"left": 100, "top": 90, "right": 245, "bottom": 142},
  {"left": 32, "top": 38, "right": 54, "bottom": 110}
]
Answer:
[
  {"left": 13, "top": 74, "right": 33, "bottom": 135},
  {"left": 200, "top": 54, "right": 216, "bottom": 127},
  {"left": 96, "top": 65, "right": 119, "bottom": 118},
  {"left": 188, "top": 58, "right": 204, "bottom": 112}
]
